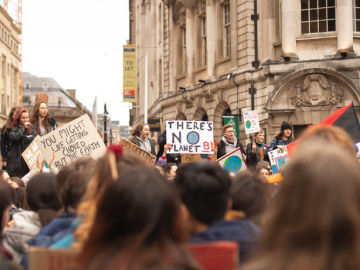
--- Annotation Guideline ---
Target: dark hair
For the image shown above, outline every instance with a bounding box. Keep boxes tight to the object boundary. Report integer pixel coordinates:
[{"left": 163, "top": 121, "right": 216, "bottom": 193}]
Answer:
[
  {"left": 26, "top": 173, "right": 62, "bottom": 227},
  {"left": 255, "top": 160, "right": 271, "bottom": 174},
  {"left": 10, "top": 177, "right": 25, "bottom": 188},
  {"left": 0, "top": 180, "right": 12, "bottom": 232},
  {"left": 0, "top": 170, "right": 9, "bottom": 182},
  {"left": 174, "top": 162, "right": 231, "bottom": 225},
  {"left": 56, "top": 157, "right": 96, "bottom": 212},
  {"left": 275, "top": 130, "right": 293, "bottom": 141},
  {"left": 245, "top": 142, "right": 360, "bottom": 270},
  {"left": 131, "top": 123, "right": 148, "bottom": 137},
  {"left": 163, "top": 163, "right": 177, "bottom": 175},
  {"left": 231, "top": 172, "right": 269, "bottom": 219},
  {"left": 13, "top": 187, "right": 26, "bottom": 209},
  {"left": 30, "top": 102, "right": 51, "bottom": 134},
  {"left": 5, "top": 107, "right": 19, "bottom": 129},
  {"left": 80, "top": 166, "right": 193, "bottom": 270}
]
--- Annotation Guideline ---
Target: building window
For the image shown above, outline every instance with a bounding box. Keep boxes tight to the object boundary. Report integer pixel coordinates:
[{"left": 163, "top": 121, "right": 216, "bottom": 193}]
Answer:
[
  {"left": 178, "top": 27, "right": 186, "bottom": 75},
  {"left": 201, "top": 16, "right": 207, "bottom": 66},
  {"left": 223, "top": 2, "right": 231, "bottom": 57},
  {"left": 354, "top": 0, "right": 360, "bottom": 31},
  {"left": 301, "top": 0, "right": 336, "bottom": 34}
]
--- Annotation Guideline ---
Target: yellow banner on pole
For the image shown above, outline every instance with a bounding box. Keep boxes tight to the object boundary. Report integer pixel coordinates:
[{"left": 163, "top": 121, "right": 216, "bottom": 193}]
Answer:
[{"left": 123, "top": 45, "right": 136, "bottom": 103}]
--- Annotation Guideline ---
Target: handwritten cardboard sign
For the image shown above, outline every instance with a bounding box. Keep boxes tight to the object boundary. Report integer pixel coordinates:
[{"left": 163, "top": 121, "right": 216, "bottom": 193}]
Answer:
[
  {"left": 181, "top": 153, "right": 217, "bottom": 163},
  {"left": 268, "top": 147, "right": 290, "bottom": 174},
  {"left": 119, "top": 138, "right": 156, "bottom": 165},
  {"left": 243, "top": 110, "right": 260, "bottom": 134},
  {"left": 166, "top": 120, "right": 215, "bottom": 154},
  {"left": 216, "top": 147, "right": 247, "bottom": 173},
  {"left": 37, "top": 114, "right": 106, "bottom": 169},
  {"left": 22, "top": 136, "right": 44, "bottom": 171}
]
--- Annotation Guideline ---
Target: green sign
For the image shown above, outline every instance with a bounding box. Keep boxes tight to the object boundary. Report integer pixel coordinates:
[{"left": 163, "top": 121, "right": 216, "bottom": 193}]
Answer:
[{"left": 223, "top": 115, "right": 239, "bottom": 138}]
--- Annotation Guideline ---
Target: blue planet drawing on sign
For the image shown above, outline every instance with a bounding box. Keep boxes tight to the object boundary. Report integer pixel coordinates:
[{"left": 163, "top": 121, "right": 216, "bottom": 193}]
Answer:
[
  {"left": 187, "top": 131, "right": 200, "bottom": 145},
  {"left": 223, "top": 156, "right": 242, "bottom": 173},
  {"left": 245, "top": 120, "right": 251, "bottom": 129}
]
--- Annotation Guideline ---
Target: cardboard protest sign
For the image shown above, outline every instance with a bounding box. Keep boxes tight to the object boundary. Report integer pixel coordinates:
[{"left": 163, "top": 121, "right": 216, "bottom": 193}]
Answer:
[
  {"left": 244, "top": 110, "right": 260, "bottom": 134},
  {"left": 181, "top": 153, "right": 217, "bottom": 163},
  {"left": 268, "top": 147, "right": 290, "bottom": 174},
  {"left": 166, "top": 120, "right": 215, "bottom": 154},
  {"left": 119, "top": 138, "right": 156, "bottom": 165},
  {"left": 37, "top": 114, "right": 106, "bottom": 169},
  {"left": 22, "top": 136, "right": 44, "bottom": 171},
  {"left": 29, "top": 247, "right": 78, "bottom": 270},
  {"left": 216, "top": 147, "right": 247, "bottom": 173}
]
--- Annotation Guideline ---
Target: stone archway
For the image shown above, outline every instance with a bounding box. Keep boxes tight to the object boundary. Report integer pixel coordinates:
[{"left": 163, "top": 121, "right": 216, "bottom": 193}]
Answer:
[
  {"left": 213, "top": 101, "right": 231, "bottom": 140},
  {"left": 193, "top": 107, "right": 208, "bottom": 121},
  {"left": 266, "top": 68, "right": 360, "bottom": 138},
  {"left": 175, "top": 112, "right": 187, "bottom": 120}
]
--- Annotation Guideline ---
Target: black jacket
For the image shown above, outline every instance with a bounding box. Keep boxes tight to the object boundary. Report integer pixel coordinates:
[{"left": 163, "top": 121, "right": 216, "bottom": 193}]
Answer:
[
  {"left": 156, "top": 131, "right": 181, "bottom": 164},
  {"left": 7, "top": 125, "right": 37, "bottom": 177},
  {"left": 217, "top": 138, "right": 245, "bottom": 159},
  {"left": 245, "top": 142, "right": 270, "bottom": 169}
]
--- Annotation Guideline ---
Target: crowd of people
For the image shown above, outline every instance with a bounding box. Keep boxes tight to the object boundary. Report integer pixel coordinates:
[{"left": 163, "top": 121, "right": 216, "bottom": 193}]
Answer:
[{"left": 0, "top": 110, "right": 360, "bottom": 270}]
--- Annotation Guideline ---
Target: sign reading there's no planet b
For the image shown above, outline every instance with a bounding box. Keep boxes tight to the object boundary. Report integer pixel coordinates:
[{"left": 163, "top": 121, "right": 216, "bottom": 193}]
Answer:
[
  {"left": 217, "top": 147, "right": 247, "bottom": 173},
  {"left": 37, "top": 114, "right": 106, "bottom": 169},
  {"left": 166, "top": 120, "right": 215, "bottom": 154},
  {"left": 243, "top": 110, "right": 260, "bottom": 134}
]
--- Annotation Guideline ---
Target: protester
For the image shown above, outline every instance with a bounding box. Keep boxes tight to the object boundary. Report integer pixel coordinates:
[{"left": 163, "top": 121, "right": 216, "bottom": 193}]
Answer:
[
  {"left": 79, "top": 166, "right": 197, "bottom": 270},
  {"left": 30, "top": 102, "right": 57, "bottom": 136},
  {"left": 130, "top": 123, "right": 156, "bottom": 155},
  {"left": 228, "top": 172, "right": 269, "bottom": 227},
  {"left": 0, "top": 180, "right": 22, "bottom": 269},
  {"left": 2, "top": 173, "right": 62, "bottom": 262},
  {"left": 217, "top": 124, "right": 245, "bottom": 159},
  {"left": 243, "top": 141, "right": 360, "bottom": 270},
  {"left": 7, "top": 108, "right": 37, "bottom": 177},
  {"left": 156, "top": 130, "right": 181, "bottom": 164},
  {"left": 246, "top": 129, "right": 269, "bottom": 169},
  {"left": 255, "top": 160, "right": 271, "bottom": 182},
  {"left": 65, "top": 145, "right": 148, "bottom": 251},
  {"left": 174, "top": 161, "right": 260, "bottom": 265},
  {"left": 268, "top": 121, "right": 293, "bottom": 151},
  {"left": 1, "top": 107, "right": 19, "bottom": 170},
  {"left": 163, "top": 163, "right": 177, "bottom": 180}
]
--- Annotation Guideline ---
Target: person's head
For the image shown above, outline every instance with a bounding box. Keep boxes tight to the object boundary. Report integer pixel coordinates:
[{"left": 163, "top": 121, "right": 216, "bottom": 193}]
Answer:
[
  {"left": 255, "top": 160, "right": 271, "bottom": 181},
  {"left": 13, "top": 187, "right": 26, "bottom": 209},
  {"left": 253, "top": 129, "right": 265, "bottom": 144},
  {"left": 7, "top": 177, "right": 25, "bottom": 189},
  {"left": 163, "top": 163, "right": 177, "bottom": 180},
  {"left": 56, "top": 157, "right": 96, "bottom": 213},
  {"left": 231, "top": 171, "right": 269, "bottom": 225},
  {"left": 254, "top": 141, "right": 360, "bottom": 269},
  {"left": 0, "top": 180, "right": 12, "bottom": 233},
  {"left": 30, "top": 102, "right": 51, "bottom": 134},
  {"left": 222, "top": 124, "right": 235, "bottom": 142},
  {"left": 26, "top": 173, "right": 62, "bottom": 227},
  {"left": 297, "top": 125, "right": 357, "bottom": 157},
  {"left": 80, "top": 166, "right": 187, "bottom": 269},
  {"left": 132, "top": 123, "right": 150, "bottom": 139},
  {"left": 5, "top": 107, "right": 19, "bottom": 129},
  {"left": 12, "top": 108, "right": 29, "bottom": 127},
  {"left": 74, "top": 147, "right": 148, "bottom": 250},
  {"left": 275, "top": 121, "right": 292, "bottom": 140},
  {"left": 174, "top": 162, "right": 231, "bottom": 226}
]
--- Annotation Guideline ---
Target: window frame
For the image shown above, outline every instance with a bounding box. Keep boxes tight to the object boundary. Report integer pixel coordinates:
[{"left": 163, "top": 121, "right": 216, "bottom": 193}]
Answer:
[{"left": 223, "top": 2, "right": 231, "bottom": 57}]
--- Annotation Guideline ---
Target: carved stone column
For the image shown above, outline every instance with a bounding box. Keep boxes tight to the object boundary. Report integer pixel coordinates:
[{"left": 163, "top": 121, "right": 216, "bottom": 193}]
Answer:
[
  {"left": 281, "top": 0, "right": 298, "bottom": 59},
  {"left": 186, "top": 7, "right": 195, "bottom": 85},
  {"left": 336, "top": 0, "right": 353, "bottom": 53},
  {"left": 206, "top": 0, "right": 216, "bottom": 80}
]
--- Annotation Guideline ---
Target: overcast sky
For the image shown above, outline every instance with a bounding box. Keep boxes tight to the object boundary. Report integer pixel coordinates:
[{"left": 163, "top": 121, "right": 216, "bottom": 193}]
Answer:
[{"left": 22, "top": 0, "right": 130, "bottom": 124}]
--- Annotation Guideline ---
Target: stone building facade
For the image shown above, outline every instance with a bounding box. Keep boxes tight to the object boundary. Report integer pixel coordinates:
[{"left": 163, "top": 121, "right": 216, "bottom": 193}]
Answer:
[
  {"left": 129, "top": 0, "right": 360, "bottom": 144},
  {"left": 0, "top": 5, "right": 21, "bottom": 127}
]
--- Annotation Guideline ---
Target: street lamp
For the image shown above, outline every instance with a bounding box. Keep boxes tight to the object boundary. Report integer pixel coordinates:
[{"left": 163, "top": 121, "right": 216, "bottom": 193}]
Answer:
[{"left": 103, "top": 103, "right": 109, "bottom": 146}]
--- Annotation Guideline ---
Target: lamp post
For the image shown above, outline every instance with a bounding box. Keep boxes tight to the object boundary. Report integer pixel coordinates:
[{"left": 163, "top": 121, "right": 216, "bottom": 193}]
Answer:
[{"left": 103, "top": 103, "right": 109, "bottom": 146}]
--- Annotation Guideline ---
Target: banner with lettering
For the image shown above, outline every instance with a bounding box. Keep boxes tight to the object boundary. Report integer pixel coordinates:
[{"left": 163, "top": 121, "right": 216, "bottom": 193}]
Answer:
[
  {"left": 268, "top": 147, "right": 290, "bottom": 174},
  {"left": 119, "top": 138, "right": 156, "bottom": 165},
  {"left": 166, "top": 120, "right": 215, "bottom": 154},
  {"left": 22, "top": 136, "right": 44, "bottom": 171},
  {"left": 181, "top": 153, "right": 217, "bottom": 163},
  {"left": 216, "top": 147, "right": 247, "bottom": 173},
  {"left": 243, "top": 110, "right": 260, "bottom": 134},
  {"left": 37, "top": 114, "right": 106, "bottom": 169}
]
